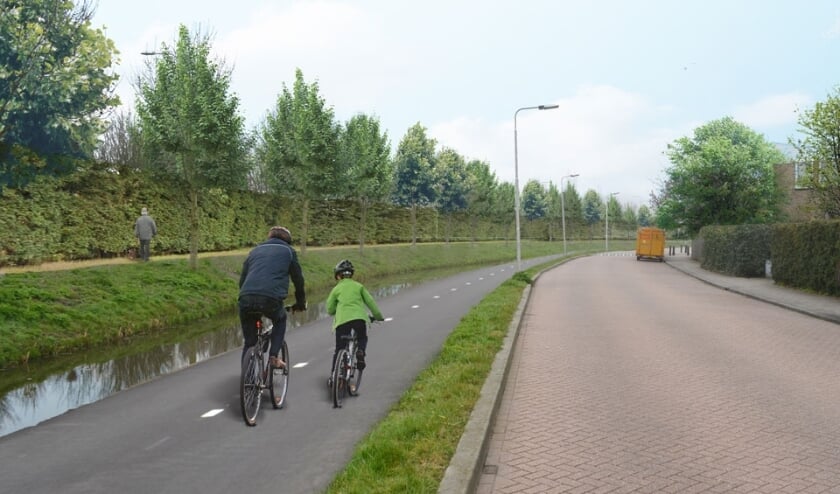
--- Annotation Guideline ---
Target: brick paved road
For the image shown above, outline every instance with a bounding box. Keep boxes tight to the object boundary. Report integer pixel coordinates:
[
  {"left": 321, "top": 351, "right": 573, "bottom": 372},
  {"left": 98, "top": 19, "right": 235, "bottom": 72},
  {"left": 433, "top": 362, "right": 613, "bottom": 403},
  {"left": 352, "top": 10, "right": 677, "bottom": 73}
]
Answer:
[{"left": 478, "top": 255, "right": 840, "bottom": 493}]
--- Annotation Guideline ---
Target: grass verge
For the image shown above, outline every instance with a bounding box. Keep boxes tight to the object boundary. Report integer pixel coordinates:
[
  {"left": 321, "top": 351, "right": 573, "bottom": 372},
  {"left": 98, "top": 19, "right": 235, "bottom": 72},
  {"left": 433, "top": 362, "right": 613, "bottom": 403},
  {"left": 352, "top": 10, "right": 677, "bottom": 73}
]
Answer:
[{"left": 325, "top": 258, "right": 580, "bottom": 493}]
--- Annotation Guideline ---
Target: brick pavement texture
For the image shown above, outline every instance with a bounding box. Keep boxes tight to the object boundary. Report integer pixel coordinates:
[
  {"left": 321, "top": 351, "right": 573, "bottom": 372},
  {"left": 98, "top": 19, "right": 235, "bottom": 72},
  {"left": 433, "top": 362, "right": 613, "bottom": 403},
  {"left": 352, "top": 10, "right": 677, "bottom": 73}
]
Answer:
[{"left": 477, "top": 255, "right": 840, "bottom": 494}]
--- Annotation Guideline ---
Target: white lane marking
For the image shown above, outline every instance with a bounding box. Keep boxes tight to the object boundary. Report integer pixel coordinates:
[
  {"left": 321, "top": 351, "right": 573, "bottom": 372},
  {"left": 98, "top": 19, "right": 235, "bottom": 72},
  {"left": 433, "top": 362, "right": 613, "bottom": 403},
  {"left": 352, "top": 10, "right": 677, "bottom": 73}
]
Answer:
[
  {"left": 384, "top": 317, "right": 394, "bottom": 322},
  {"left": 201, "top": 409, "right": 224, "bottom": 418},
  {"left": 465, "top": 282, "right": 472, "bottom": 286},
  {"left": 293, "top": 362, "right": 307, "bottom": 369},
  {"left": 412, "top": 305, "right": 420, "bottom": 309},
  {"left": 490, "top": 273, "right": 495, "bottom": 276},
  {"left": 433, "top": 295, "right": 440, "bottom": 299},
  {"left": 450, "top": 288, "right": 457, "bottom": 291},
  {"left": 145, "top": 436, "right": 171, "bottom": 450},
  {"left": 479, "top": 277, "right": 484, "bottom": 281}
]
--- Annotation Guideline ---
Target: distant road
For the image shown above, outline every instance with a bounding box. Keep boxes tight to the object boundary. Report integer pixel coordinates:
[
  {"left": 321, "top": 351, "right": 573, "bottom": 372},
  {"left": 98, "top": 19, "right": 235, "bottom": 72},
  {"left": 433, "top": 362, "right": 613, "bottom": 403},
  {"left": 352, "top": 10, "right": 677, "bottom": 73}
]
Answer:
[{"left": 0, "top": 257, "right": 554, "bottom": 494}]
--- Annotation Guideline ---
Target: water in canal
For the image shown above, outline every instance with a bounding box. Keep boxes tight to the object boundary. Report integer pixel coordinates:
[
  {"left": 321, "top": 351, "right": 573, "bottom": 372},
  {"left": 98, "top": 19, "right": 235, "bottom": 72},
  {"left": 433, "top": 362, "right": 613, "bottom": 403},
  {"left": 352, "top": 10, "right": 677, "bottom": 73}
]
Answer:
[{"left": 0, "top": 277, "right": 416, "bottom": 438}]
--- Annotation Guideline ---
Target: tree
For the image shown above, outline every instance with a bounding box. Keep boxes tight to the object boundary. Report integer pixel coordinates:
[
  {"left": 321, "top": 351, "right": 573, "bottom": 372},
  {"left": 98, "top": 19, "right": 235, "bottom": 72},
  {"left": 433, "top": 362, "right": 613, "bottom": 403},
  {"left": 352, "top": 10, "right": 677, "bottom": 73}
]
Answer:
[
  {"left": 493, "top": 182, "right": 516, "bottom": 240},
  {"left": 562, "top": 182, "right": 583, "bottom": 237},
  {"left": 339, "top": 113, "right": 392, "bottom": 252},
  {"left": 136, "top": 24, "right": 247, "bottom": 269},
  {"left": 521, "top": 180, "right": 547, "bottom": 221},
  {"left": 434, "top": 148, "right": 469, "bottom": 242},
  {"left": 582, "top": 189, "right": 602, "bottom": 239},
  {"left": 545, "top": 182, "right": 561, "bottom": 241},
  {"left": 791, "top": 86, "right": 840, "bottom": 217},
  {"left": 605, "top": 194, "right": 623, "bottom": 236},
  {"left": 95, "top": 109, "right": 145, "bottom": 171},
  {"left": 622, "top": 203, "right": 639, "bottom": 232},
  {"left": 654, "top": 117, "right": 785, "bottom": 235},
  {"left": 464, "top": 160, "right": 498, "bottom": 241},
  {"left": 582, "top": 189, "right": 602, "bottom": 225},
  {"left": 258, "top": 68, "right": 341, "bottom": 252},
  {"left": 392, "top": 123, "right": 437, "bottom": 245},
  {"left": 0, "top": 0, "right": 119, "bottom": 191},
  {"left": 637, "top": 204, "right": 653, "bottom": 226}
]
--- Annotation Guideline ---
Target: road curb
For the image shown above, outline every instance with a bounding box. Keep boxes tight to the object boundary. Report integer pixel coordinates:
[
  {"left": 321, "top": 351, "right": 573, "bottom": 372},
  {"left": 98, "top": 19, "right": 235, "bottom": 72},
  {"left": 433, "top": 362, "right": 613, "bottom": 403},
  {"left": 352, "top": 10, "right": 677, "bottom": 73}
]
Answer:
[{"left": 437, "top": 279, "right": 532, "bottom": 494}]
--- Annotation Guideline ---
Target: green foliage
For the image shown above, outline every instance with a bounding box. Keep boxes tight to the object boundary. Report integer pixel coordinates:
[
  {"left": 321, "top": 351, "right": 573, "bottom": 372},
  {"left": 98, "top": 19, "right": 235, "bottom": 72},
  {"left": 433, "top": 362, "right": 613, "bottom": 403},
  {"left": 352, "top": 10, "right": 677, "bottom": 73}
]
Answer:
[
  {"left": 434, "top": 147, "right": 469, "bottom": 215},
  {"left": 521, "top": 179, "right": 547, "bottom": 220},
  {"left": 655, "top": 117, "right": 785, "bottom": 235},
  {"left": 771, "top": 220, "right": 840, "bottom": 295},
  {"left": 637, "top": 204, "right": 653, "bottom": 226},
  {"left": 582, "top": 189, "right": 602, "bottom": 225},
  {"left": 791, "top": 86, "right": 840, "bottom": 217},
  {"left": 0, "top": 0, "right": 119, "bottom": 191},
  {"left": 698, "top": 224, "right": 772, "bottom": 277},
  {"left": 257, "top": 68, "right": 341, "bottom": 251},
  {"left": 392, "top": 122, "right": 437, "bottom": 209},
  {"left": 136, "top": 24, "right": 247, "bottom": 268}
]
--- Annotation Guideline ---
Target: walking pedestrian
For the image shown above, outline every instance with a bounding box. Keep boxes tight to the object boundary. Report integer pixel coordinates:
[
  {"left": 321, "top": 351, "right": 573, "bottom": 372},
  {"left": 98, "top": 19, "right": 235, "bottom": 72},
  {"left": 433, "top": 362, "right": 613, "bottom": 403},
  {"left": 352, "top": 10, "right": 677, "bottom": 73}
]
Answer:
[{"left": 134, "top": 207, "right": 157, "bottom": 261}]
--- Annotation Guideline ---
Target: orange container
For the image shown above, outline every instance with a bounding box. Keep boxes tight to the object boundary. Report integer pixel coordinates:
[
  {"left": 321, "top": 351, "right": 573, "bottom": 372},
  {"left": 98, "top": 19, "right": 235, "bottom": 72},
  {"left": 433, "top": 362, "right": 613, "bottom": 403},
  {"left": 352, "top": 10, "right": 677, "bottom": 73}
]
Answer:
[{"left": 635, "top": 227, "right": 665, "bottom": 261}]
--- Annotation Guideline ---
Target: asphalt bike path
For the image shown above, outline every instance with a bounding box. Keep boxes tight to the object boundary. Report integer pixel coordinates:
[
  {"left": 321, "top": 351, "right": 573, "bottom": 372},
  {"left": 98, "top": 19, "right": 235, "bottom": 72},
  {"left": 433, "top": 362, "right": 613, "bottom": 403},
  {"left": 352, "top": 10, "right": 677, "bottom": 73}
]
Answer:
[{"left": 0, "top": 256, "right": 557, "bottom": 494}]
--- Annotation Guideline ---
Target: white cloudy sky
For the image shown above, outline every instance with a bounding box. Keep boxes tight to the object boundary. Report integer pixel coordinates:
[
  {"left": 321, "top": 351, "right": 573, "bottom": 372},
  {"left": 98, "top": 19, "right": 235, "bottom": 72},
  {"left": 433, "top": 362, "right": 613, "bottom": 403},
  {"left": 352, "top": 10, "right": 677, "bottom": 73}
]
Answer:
[{"left": 92, "top": 0, "right": 840, "bottom": 207}]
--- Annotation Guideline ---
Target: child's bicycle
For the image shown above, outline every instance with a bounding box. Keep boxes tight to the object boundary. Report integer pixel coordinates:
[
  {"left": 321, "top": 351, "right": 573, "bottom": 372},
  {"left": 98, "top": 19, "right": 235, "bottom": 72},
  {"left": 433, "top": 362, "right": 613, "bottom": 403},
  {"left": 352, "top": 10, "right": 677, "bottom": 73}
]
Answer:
[
  {"left": 329, "top": 327, "right": 361, "bottom": 409},
  {"left": 239, "top": 308, "right": 291, "bottom": 426}
]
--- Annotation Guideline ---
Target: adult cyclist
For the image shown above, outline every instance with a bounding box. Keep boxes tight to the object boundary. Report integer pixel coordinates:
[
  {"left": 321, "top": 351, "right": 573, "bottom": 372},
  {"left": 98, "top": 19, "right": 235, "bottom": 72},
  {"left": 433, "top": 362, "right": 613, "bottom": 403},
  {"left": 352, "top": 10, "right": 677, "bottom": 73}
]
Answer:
[{"left": 238, "top": 226, "right": 306, "bottom": 369}]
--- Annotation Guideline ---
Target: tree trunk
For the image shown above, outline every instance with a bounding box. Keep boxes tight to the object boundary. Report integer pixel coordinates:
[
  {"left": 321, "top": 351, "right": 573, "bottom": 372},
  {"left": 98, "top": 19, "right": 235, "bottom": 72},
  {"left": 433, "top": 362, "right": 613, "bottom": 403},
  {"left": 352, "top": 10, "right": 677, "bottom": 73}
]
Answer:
[
  {"left": 189, "top": 187, "right": 199, "bottom": 270},
  {"left": 358, "top": 198, "right": 367, "bottom": 255},
  {"left": 301, "top": 198, "right": 309, "bottom": 254},
  {"left": 410, "top": 203, "right": 417, "bottom": 247}
]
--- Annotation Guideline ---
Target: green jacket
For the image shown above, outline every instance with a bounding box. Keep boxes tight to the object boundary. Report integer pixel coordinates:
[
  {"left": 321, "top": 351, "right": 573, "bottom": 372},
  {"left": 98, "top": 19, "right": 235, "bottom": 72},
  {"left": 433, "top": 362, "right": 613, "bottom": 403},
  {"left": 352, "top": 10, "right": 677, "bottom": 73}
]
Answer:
[{"left": 326, "top": 278, "right": 383, "bottom": 330}]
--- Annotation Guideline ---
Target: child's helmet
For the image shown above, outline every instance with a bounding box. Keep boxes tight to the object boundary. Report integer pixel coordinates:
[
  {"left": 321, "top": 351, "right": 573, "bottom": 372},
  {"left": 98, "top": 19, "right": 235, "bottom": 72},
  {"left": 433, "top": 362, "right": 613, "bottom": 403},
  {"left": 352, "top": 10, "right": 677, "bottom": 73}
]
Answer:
[{"left": 334, "top": 259, "right": 354, "bottom": 279}]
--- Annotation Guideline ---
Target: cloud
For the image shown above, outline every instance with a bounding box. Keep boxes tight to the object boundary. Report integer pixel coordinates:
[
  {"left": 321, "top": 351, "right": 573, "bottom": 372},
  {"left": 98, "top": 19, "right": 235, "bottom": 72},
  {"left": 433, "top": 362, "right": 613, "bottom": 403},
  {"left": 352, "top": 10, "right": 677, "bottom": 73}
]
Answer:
[
  {"left": 430, "top": 85, "right": 680, "bottom": 206},
  {"left": 733, "top": 92, "right": 811, "bottom": 128}
]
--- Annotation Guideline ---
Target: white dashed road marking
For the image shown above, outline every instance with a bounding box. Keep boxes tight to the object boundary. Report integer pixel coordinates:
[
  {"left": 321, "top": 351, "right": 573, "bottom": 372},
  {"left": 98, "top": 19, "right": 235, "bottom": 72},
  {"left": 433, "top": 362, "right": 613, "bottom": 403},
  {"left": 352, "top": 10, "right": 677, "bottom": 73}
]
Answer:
[
  {"left": 293, "top": 362, "right": 307, "bottom": 369},
  {"left": 201, "top": 409, "right": 224, "bottom": 418}
]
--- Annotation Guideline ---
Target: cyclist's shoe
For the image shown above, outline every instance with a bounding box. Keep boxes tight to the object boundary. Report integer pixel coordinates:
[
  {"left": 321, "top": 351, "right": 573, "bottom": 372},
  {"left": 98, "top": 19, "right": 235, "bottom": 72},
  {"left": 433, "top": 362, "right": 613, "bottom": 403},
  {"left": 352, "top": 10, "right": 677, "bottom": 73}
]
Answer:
[
  {"left": 355, "top": 350, "right": 366, "bottom": 370},
  {"left": 348, "top": 383, "right": 356, "bottom": 394},
  {"left": 269, "top": 356, "right": 286, "bottom": 369}
]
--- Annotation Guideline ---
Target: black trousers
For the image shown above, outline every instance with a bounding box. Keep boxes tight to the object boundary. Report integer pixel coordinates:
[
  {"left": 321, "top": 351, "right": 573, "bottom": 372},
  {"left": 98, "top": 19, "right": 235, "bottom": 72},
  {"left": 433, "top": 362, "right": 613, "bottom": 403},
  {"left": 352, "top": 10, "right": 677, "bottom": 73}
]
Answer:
[
  {"left": 238, "top": 294, "right": 287, "bottom": 360},
  {"left": 331, "top": 319, "right": 368, "bottom": 373}
]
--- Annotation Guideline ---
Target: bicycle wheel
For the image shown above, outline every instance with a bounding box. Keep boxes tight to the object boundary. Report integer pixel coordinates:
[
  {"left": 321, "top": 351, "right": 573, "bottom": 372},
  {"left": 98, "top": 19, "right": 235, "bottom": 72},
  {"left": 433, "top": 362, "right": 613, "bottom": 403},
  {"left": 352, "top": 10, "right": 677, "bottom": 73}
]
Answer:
[
  {"left": 331, "top": 349, "right": 349, "bottom": 408},
  {"left": 347, "top": 363, "right": 362, "bottom": 396},
  {"left": 240, "top": 347, "right": 262, "bottom": 426},
  {"left": 269, "top": 341, "right": 289, "bottom": 409}
]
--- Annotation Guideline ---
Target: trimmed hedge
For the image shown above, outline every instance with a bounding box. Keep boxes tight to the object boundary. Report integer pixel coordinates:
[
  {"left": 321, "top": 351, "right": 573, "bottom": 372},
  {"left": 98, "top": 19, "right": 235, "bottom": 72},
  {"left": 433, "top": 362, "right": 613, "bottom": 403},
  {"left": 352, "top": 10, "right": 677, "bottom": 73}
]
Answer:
[
  {"left": 697, "top": 221, "right": 840, "bottom": 295},
  {"left": 771, "top": 221, "right": 840, "bottom": 296}
]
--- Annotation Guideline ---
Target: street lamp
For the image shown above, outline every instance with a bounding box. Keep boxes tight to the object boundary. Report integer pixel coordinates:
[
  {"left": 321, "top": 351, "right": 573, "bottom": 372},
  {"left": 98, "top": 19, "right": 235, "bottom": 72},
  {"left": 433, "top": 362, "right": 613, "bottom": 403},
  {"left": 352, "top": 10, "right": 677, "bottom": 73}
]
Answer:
[
  {"left": 560, "top": 173, "right": 579, "bottom": 255},
  {"left": 605, "top": 192, "right": 619, "bottom": 251},
  {"left": 514, "top": 103, "right": 558, "bottom": 270}
]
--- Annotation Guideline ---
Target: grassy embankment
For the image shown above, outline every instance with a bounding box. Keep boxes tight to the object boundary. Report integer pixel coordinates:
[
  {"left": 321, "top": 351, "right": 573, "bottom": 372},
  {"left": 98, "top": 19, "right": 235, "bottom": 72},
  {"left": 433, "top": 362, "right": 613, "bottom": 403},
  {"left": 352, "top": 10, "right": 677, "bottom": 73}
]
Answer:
[{"left": 0, "top": 240, "right": 632, "bottom": 368}]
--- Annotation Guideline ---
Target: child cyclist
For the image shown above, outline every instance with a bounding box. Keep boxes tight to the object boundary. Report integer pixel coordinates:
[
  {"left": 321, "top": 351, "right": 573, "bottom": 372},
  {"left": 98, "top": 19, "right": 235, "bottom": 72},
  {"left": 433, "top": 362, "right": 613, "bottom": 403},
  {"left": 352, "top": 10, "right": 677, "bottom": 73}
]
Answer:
[{"left": 326, "top": 259, "right": 384, "bottom": 388}]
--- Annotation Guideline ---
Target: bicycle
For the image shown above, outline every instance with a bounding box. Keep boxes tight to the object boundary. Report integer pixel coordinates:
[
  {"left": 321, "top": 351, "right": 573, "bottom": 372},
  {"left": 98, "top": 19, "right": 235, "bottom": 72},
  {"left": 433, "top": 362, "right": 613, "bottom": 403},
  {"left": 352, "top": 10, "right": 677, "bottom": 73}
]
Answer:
[
  {"left": 239, "top": 308, "right": 291, "bottom": 426},
  {"left": 330, "top": 316, "right": 379, "bottom": 408}
]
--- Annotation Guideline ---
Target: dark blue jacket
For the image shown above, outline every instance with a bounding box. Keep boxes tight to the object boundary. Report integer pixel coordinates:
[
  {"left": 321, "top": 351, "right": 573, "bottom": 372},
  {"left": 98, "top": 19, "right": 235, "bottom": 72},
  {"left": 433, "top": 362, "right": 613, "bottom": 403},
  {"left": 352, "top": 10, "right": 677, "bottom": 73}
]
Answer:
[{"left": 238, "top": 238, "right": 305, "bottom": 304}]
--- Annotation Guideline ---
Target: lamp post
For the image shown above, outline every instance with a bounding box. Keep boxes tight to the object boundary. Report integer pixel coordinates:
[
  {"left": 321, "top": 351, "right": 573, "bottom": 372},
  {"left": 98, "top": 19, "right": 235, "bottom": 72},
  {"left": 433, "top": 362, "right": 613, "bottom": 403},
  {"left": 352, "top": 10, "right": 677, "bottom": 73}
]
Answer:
[
  {"left": 560, "top": 173, "right": 579, "bottom": 255},
  {"left": 605, "top": 191, "right": 619, "bottom": 251},
  {"left": 514, "top": 103, "right": 558, "bottom": 271}
]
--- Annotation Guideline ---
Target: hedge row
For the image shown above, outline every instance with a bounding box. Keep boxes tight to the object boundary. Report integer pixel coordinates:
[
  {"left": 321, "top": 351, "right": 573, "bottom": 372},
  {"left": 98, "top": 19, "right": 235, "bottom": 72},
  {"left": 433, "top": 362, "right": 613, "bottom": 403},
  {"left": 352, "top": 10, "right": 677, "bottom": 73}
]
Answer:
[
  {"left": 0, "top": 164, "right": 600, "bottom": 267},
  {"left": 697, "top": 221, "right": 840, "bottom": 296}
]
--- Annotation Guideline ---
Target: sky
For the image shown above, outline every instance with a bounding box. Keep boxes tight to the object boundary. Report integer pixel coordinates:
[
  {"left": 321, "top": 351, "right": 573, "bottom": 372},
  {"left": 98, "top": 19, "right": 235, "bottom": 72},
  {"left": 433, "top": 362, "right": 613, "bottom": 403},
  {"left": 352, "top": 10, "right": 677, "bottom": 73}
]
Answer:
[{"left": 91, "top": 0, "right": 840, "bottom": 207}]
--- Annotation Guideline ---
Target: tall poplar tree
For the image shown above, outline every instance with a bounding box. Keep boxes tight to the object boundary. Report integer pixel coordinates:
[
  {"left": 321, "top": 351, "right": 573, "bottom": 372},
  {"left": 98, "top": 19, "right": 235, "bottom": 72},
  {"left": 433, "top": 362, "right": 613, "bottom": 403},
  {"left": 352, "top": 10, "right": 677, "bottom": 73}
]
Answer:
[
  {"left": 136, "top": 24, "right": 247, "bottom": 269},
  {"left": 258, "top": 68, "right": 341, "bottom": 252},
  {"left": 392, "top": 123, "right": 437, "bottom": 246}
]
